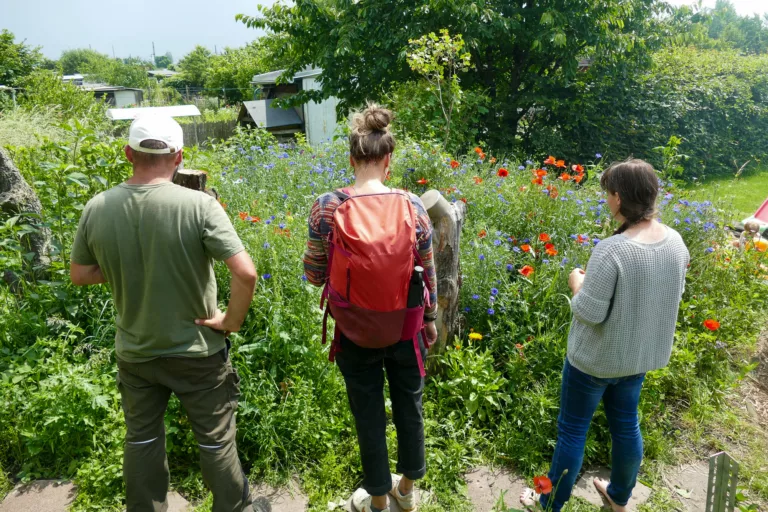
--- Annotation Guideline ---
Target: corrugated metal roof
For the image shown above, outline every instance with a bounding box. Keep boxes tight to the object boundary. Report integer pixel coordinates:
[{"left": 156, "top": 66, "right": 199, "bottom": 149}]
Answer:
[
  {"left": 106, "top": 105, "right": 202, "bottom": 121},
  {"left": 251, "top": 66, "right": 322, "bottom": 85},
  {"left": 241, "top": 100, "right": 302, "bottom": 128},
  {"left": 83, "top": 84, "right": 144, "bottom": 92}
]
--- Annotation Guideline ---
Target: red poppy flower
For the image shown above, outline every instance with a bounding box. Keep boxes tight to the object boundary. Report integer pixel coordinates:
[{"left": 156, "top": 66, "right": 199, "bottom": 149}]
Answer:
[
  {"left": 559, "top": 173, "right": 572, "bottom": 181},
  {"left": 417, "top": 178, "right": 429, "bottom": 185},
  {"left": 573, "top": 174, "right": 584, "bottom": 184},
  {"left": 532, "top": 177, "right": 544, "bottom": 186},
  {"left": 536, "top": 169, "right": 548, "bottom": 177},
  {"left": 473, "top": 176, "right": 483, "bottom": 184},
  {"left": 539, "top": 233, "right": 551, "bottom": 242},
  {"left": 250, "top": 216, "right": 261, "bottom": 223},
  {"left": 546, "top": 246, "right": 558, "bottom": 257},
  {"left": 545, "top": 243, "right": 555, "bottom": 250},
  {"left": 555, "top": 160, "right": 567, "bottom": 168},
  {"left": 572, "top": 164, "right": 584, "bottom": 173},
  {"left": 534, "top": 476, "right": 553, "bottom": 495},
  {"left": 519, "top": 265, "right": 535, "bottom": 278},
  {"left": 703, "top": 319, "right": 720, "bottom": 331},
  {"left": 474, "top": 146, "right": 483, "bottom": 154},
  {"left": 450, "top": 160, "right": 460, "bottom": 169},
  {"left": 460, "top": 197, "right": 467, "bottom": 203},
  {"left": 544, "top": 156, "right": 557, "bottom": 165},
  {"left": 478, "top": 229, "right": 488, "bottom": 239},
  {"left": 238, "top": 212, "right": 248, "bottom": 221},
  {"left": 521, "top": 244, "right": 532, "bottom": 253},
  {"left": 497, "top": 168, "right": 509, "bottom": 178},
  {"left": 479, "top": 151, "right": 486, "bottom": 160}
]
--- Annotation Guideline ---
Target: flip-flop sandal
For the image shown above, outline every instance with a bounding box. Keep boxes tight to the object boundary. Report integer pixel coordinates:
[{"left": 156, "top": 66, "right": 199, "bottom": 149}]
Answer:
[{"left": 519, "top": 487, "right": 541, "bottom": 511}]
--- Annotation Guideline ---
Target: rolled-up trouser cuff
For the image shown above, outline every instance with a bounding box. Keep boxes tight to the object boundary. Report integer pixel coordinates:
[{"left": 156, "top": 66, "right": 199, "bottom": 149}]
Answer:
[
  {"left": 363, "top": 475, "right": 393, "bottom": 497},
  {"left": 396, "top": 464, "right": 426, "bottom": 482}
]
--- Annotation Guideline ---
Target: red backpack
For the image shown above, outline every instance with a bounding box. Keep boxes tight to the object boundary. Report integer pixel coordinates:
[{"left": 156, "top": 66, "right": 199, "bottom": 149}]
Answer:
[{"left": 320, "top": 188, "right": 432, "bottom": 377}]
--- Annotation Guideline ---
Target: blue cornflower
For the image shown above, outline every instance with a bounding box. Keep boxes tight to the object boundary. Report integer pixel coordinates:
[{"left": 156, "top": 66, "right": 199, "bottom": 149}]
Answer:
[
  {"left": 684, "top": 217, "right": 692, "bottom": 224},
  {"left": 579, "top": 211, "right": 586, "bottom": 216},
  {"left": 494, "top": 239, "right": 502, "bottom": 246},
  {"left": 491, "top": 288, "right": 499, "bottom": 296},
  {"left": 567, "top": 191, "right": 575, "bottom": 195},
  {"left": 506, "top": 264, "right": 514, "bottom": 271},
  {"left": 472, "top": 294, "right": 480, "bottom": 300},
  {"left": 487, "top": 308, "right": 495, "bottom": 315},
  {"left": 526, "top": 160, "right": 534, "bottom": 165},
  {"left": 665, "top": 193, "right": 674, "bottom": 200},
  {"left": 674, "top": 218, "right": 681, "bottom": 225},
  {"left": 221, "top": 171, "right": 227, "bottom": 176},
  {"left": 265, "top": 219, "right": 272, "bottom": 225},
  {"left": 523, "top": 238, "right": 530, "bottom": 244},
  {"left": 262, "top": 274, "right": 272, "bottom": 279},
  {"left": 263, "top": 242, "right": 270, "bottom": 249},
  {"left": 518, "top": 165, "right": 525, "bottom": 170},
  {"left": 673, "top": 206, "right": 680, "bottom": 213},
  {"left": 703, "top": 222, "right": 715, "bottom": 231},
  {"left": 464, "top": 306, "right": 471, "bottom": 312},
  {"left": 513, "top": 246, "right": 521, "bottom": 253},
  {"left": 282, "top": 194, "right": 288, "bottom": 199},
  {"left": 301, "top": 275, "right": 308, "bottom": 281},
  {"left": 596, "top": 153, "right": 603, "bottom": 158},
  {"left": 705, "top": 247, "right": 715, "bottom": 254},
  {"left": 542, "top": 259, "right": 550, "bottom": 264},
  {"left": 279, "top": 223, "right": 286, "bottom": 229},
  {"left": 561, "top": 257, "right": 569, "bottom": 267},
  {"left": 479, "top": 254, "right": 486, "bottom": 261},
  {"left": 593, "top": 238, "right": 601, "bottom": 245}
]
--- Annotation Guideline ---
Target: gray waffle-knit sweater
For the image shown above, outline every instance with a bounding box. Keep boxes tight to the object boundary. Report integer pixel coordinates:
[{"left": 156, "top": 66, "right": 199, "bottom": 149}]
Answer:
[{"left": 567, "top": 227, "right": 690, "bottom": 378}]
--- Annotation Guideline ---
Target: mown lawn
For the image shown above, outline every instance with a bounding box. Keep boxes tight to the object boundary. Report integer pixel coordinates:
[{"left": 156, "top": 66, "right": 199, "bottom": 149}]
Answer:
[{"left": 687, "top": 168, "right": 768, "bottom": 221}]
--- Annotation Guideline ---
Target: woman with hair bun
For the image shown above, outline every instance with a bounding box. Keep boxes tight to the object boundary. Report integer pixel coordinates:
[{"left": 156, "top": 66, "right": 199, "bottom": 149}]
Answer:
[
  {"left": 303, "top": 103, "right": 438, "bottom": 512},
  {"left": 521, "top": 160, "right": 689, "bottom": 512}
]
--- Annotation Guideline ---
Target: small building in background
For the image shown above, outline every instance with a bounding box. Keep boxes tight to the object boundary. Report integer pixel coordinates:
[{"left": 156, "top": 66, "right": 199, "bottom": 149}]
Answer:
[
  {"left": 247, "top": 67, "right": 340, "bottom": 146},
  {"left": 62, "top": 74, "right": 85, "bottom": 86},
  {"left": 82, "top": 84, "right": 144, "bottom": 108},
  {"left": 148, "top": 69, "right": 179, "bottom": 81}
]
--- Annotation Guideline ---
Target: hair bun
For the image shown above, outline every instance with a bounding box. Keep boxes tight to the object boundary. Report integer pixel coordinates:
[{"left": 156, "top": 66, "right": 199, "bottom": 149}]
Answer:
[{"left": 361, "top": 103, "right": 392, "bottom": 132}]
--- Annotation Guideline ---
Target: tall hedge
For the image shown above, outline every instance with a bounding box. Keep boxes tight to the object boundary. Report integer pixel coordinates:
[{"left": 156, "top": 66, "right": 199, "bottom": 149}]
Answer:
[{"left": 527, "top": 47, "right": 768, "bottom": 177}]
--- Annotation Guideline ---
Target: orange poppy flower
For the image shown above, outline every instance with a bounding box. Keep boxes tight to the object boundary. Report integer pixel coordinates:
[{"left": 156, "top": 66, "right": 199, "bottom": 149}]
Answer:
[
  {"left": 532, "top": 177, "right": 544, "bottom": 186},
  {"left": 478, "top": 229, "right": 488, "bottom": 239},
  {"left": 238, "top": 212, "right": 248, "bottom": 221},
  {"left": 534, "top": 476, "right": 553, "bottom": 495},
  {"left": 519, "top": 265, "right": 534, "bottom": 278},
  {"left": 515, "top": 343, "right": 524, "bottom": 350},
  {"left": 479, "top": 152, "right": 486, "bottom": 160},
  {"left": 546, "top": 246, "right": 558, "bottom": 257},
  {"left": 490, "top": 157, "right": 497, "bottom": 164},
  {"left": 573, "top": 174, "right": 584, "bottom": 184},
  {"left": 450, "top": 160, "right": 460, "bottom": 168},
  {"left": 703, "top": 319, "right": 720, "bottom": 331},
  {"left": 474, "top": 146, "right": 483, "bottom": 154},
  {"left": 250, "top": 216, "right": 261, "bottom": 223},
  {"left": 460, "top": 197, "right": 467, "bottom": 203},
  {"left": 555, "top": 160, "right": 566, "bottom": 168},
  {"left": 521, "top": 244, "right": 532, "bottom": 253},
  {"left": 539, "top": 233, "right": 551, "bottom": 242},
  {"left": 497, "top": 168, "right": 509, "bottom": 178},
  {"left": 547, "top": 185, "right": 559, "bottom": 199},
  {"left": 576, "top": 234, "right": 589, "bottom": 244},
  {"left": 417, "top": 178, "right": 429, "bottom": 185},
  {"left": 572, "top": 164, "right": 584, "bottom": 173},
  {"left": 473, "top": 176, "right": 483, "bottom": 184},
  {"left": 544, "top": 156, "right": 557, "bottom": 165},
  {"left": 559, "top": 173, "right": 572, "bottom": 181},
  {"left": 536, "top": 169, "right": 548, "bottom": 177}
]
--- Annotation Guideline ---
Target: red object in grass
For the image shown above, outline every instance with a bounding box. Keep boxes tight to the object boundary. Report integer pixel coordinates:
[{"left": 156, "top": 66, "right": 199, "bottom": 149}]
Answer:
[
  {"left": 497, "top": 168, "right": 509, "bottom": 177},
  {"left": 539, "top": 233, "right": 551, "bottom": 242},
  {"left": 703, "top": 319, "right": 720, "bottom": 331},
  {"left": 534, "top": 475, "right": 553, "bottom": 495},
  {"left": 519, "top": 265, "right": 535, "bottom": 277},
  {"left": 417, "top": 178, "right": 429, "bottom": 185},
  {"left": 450, "top": 159, "right": 460, "bottom": 168}
]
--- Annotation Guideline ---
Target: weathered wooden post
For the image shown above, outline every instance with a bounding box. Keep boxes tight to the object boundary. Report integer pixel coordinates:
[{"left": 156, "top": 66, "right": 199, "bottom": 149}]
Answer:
[
  {"left": 173, "top": 169, "right": 207, "bottom": 192},
  {"left": 420, "top": 190, "right": 467, "bottom": 362}
]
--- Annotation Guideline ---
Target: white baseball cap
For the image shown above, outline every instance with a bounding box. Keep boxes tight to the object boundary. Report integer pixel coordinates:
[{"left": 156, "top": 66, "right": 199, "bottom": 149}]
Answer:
[{"left": 128, "top": 115, "right": 184, "bottom": 154}]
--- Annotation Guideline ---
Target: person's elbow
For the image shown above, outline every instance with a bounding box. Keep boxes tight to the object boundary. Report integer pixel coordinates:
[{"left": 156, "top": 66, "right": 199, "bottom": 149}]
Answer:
[
  {"left": 69, "top": 262, "right": 92, "bottom": 286},
  {"left": 571, "top": 293, "right": 609, "bottom": 327},
  {"left": 226, "top": 251, "right": 258, "bottom": 286}
]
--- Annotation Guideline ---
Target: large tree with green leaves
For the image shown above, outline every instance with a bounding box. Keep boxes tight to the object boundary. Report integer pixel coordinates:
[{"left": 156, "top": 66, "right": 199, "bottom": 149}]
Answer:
[
  {"left": 177, "top": 45, "right": 213, "bottom": 89},
  {"left": 205, "top": 40, "right": 281, "bottom": 102},
  {"left": 238, "top": 0, "right": 660, "bottom": 149},
  {"left": 0, "top": 30, "right": 43, "bottom": 86}
]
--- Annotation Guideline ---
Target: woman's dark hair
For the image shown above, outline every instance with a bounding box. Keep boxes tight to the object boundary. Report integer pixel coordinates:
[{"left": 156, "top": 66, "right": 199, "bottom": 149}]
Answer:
[
  {"left": 600, "top": 159, "right": 659, "bottom": 235},
  {"left": 349, "top": 102, "right": 395, "bottom": 162}
]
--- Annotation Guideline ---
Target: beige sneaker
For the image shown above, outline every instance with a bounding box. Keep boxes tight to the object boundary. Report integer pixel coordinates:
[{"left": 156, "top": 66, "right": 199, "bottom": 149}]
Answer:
[
  {"left": 389, "top": 474, "right": 417, "bottom": 512},
  {"left": 351, "top": 488, "right": 390, "bottom": 512}
]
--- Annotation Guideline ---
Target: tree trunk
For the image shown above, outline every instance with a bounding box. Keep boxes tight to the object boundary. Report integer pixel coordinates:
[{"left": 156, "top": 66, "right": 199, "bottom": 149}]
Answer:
[
  {"left": 0, "top": 148, "right": 51, "bottom": 277},
  {"left": 420, "top": 191, "right": 467, "bottom": 366},
  {"left": 173, "top": 169, "right": 208, "bottom": 192}
]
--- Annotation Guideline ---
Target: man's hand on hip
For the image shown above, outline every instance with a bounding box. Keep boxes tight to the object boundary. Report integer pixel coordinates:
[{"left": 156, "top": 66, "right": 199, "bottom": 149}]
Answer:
[{"left": 196, "top": 309, "right": 241, "bottom": 336}]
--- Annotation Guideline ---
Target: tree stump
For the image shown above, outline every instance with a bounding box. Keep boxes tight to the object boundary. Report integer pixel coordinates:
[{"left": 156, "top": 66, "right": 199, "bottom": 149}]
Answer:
[
  {"left": 420, "top": 190, "right": 467, "bottom": 362},
  {"left": 0, "top": 148, "right": 51, "bottom": 277},
  {"left": 173, "top": 169, "right": 208, "bottom": 192}
]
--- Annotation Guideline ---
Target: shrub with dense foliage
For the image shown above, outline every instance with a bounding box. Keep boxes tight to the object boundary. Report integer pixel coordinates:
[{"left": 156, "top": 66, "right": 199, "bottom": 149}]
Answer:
[
  {"left": 528, "top": 47, "right": 768, "bottom": 177},
  {"left": 0, "top": 125, "right": 766, "bottom": 509}
]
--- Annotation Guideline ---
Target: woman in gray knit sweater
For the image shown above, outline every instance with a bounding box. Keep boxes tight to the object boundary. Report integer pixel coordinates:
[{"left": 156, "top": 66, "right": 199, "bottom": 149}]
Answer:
[{"left": 521, "top": 160, "right": 690, "bottom": 512}]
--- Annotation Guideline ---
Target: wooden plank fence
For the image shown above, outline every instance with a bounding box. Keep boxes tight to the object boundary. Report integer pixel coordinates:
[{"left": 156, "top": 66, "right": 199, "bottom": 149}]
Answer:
[{"left": 180, "top": 120, "right": 237, "bottom": 146}]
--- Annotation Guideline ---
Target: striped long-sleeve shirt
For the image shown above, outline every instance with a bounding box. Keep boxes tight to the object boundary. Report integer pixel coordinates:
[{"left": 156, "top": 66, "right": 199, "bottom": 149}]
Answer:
[{"left": 303, "top": 190, "right": 438, "bottom": 320}]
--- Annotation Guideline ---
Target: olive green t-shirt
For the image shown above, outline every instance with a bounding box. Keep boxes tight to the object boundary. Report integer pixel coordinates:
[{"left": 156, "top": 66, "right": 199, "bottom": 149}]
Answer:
[{"left": 71, "top": 182, "right": 244, "bottom": 362}]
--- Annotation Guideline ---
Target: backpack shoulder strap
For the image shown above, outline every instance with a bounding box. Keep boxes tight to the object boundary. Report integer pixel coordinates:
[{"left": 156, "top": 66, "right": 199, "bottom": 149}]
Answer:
[{"left": 332, "top": 189, "right": 351, "bottom": 203}]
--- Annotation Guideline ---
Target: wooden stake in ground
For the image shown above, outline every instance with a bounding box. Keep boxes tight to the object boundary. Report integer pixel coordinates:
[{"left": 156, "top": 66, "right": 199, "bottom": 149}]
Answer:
[
  {"left": 172, "top": 169, "right": 208, "bottom": 192},
  {"left": 420, "top": 190, "right": 467, "bottom": 360}
]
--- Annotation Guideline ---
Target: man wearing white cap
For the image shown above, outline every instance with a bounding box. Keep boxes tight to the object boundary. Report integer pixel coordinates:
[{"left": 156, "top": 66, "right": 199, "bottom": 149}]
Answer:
[{"left": 70, "top": 115, "right": 263, "bottom": 511}]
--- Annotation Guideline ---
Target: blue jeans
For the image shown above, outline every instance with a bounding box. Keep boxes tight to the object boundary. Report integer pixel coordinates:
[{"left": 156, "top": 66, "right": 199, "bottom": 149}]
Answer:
[{"left": 541, "top": 359, "right": 646, "bottom": 512}]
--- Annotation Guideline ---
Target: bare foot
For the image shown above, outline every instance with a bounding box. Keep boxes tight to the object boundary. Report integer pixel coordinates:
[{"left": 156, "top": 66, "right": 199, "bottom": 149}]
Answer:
[{"left": 593, "top": 478, "right": 627, "bottom": 512}]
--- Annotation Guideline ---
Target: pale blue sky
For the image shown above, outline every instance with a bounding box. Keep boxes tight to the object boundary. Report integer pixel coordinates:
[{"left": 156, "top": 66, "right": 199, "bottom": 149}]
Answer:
[
  {"left": 2, "top": 0, "right": 766, "bottom": 62},
  {"left": 2, "top": 0, "right": 272, "bottom": 61}
]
